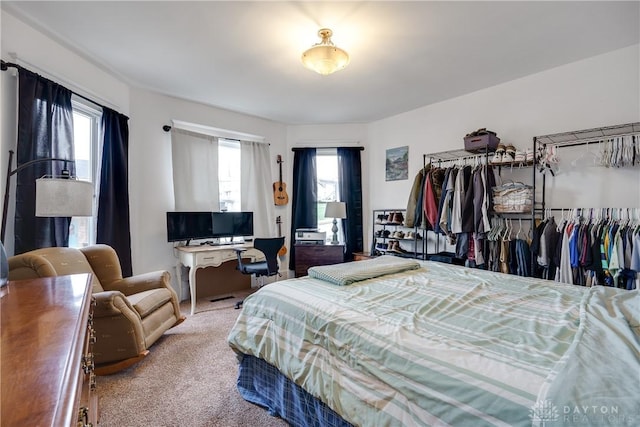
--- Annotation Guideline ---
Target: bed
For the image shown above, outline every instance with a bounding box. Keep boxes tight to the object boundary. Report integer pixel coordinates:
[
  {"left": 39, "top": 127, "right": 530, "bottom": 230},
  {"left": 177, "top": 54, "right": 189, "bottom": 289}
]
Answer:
[{"left": 227, "top": 256, "right": 639, "bottom": 426}]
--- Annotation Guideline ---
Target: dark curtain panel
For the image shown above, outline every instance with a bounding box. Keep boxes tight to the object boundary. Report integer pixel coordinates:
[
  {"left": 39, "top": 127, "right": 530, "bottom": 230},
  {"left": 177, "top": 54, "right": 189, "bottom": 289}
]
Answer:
[
  {"left": 97, "top": 108, "right": 133, "bottom": 276},
  {"left": 338, "top": 148, "right": 364, "bottom": 261},
  {"left": 288, "top": 148, "right": 317, "bottom": 271},
  {"left": 15, "top": 69, "right": 74, "bottom": 254}
]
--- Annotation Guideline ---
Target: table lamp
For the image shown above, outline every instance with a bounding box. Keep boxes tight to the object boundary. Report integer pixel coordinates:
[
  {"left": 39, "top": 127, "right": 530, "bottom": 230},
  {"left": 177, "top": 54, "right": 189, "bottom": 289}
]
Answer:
[{"left": 324, "top": 201, "right": 346, "bottom": 245}]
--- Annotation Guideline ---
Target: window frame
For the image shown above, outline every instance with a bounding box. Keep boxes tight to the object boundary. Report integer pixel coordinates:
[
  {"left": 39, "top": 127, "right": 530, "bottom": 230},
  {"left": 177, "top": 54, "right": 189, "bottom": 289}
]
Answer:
[
  {"left": 315, "top": 148, "right": 343, "bottom": 242},
  {"left": 217, "top": 138, "right": 241, "bottom": 212},
  {"left": 69, "top": 96, "right": 101, "bottom": 248}
]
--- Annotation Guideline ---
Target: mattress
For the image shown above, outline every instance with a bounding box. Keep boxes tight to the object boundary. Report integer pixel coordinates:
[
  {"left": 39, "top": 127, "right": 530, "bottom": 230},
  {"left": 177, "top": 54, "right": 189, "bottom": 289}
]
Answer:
[{"left": 227, "top": 259, "right": 639, "bottom": 426}]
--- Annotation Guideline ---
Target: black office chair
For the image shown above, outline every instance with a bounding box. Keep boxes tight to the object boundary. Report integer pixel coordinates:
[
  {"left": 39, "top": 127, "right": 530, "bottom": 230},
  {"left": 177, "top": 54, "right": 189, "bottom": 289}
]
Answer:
[{"left": 234, "top": 237, "right": 285, "bottom": 309}]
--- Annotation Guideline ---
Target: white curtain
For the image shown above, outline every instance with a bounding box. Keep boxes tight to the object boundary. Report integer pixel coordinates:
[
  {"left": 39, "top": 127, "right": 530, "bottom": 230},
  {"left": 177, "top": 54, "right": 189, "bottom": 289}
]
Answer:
[
  {"left": 171, "top": 128, "right": 220, "bottom": 211},
  {"left": 240, "top": 141, "right": 275, "bottom": 237}
]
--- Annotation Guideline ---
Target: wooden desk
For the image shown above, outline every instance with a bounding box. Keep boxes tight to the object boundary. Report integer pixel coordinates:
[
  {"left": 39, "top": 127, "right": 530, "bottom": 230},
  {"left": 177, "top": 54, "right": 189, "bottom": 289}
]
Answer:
[
  {"left": 1, "top": 273, "right": 96, "bottom": 426},
  {"left": 294, "top": 243, "right": 344, "bottom": 277},
  {"left": 175, "top": 244, "right": 263, "bottom": 315}
]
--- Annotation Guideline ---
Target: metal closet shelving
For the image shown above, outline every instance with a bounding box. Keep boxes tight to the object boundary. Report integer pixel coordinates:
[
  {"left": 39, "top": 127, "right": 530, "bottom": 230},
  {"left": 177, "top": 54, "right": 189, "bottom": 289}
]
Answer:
[
  {"left": 532, "top": 121, "right": 640, "bottom": 214},
  {"left": 531, "top": 121, "right": 640, "bottom": 275}
]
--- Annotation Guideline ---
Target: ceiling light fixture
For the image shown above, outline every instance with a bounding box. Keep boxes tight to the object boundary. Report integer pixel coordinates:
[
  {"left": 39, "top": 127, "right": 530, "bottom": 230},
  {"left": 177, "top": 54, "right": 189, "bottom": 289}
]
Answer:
[{"left": 301, "top": 28, "right": 349, "bottom": 76}]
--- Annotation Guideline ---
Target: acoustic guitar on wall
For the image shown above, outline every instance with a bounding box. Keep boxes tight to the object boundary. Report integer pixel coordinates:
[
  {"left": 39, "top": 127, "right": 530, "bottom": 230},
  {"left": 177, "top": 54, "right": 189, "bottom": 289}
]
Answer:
[
  {"left": 276, "top": 216, "right": 287, "bottom": 257},
  {"left": 273, "top": 154, "right": 289, "bottom": 206}
]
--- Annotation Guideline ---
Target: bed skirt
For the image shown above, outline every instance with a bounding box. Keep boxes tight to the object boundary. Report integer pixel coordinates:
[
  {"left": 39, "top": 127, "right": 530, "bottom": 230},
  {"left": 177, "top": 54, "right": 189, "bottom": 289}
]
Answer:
[{"left": 237, "top": 354, "right": 353, "bottom": 427}]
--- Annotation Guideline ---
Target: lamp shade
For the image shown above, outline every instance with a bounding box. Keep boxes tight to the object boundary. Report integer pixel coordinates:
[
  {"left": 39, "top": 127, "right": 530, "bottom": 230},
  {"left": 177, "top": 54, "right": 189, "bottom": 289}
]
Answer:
[
  {"left": 35, "top": 178, "right": 93, "bottom": 217},
  {"left": 301, "top": 28, "right": 350, "bottom": 75},
  {"left": 324, "top": 201, "right": 347, "bottom": 219}
]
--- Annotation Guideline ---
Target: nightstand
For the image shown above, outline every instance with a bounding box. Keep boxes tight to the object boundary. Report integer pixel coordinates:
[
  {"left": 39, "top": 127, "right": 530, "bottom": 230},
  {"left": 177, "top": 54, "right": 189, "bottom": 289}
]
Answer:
[{"left": 294, "top": 243, "right": 344, "bottom": 277}]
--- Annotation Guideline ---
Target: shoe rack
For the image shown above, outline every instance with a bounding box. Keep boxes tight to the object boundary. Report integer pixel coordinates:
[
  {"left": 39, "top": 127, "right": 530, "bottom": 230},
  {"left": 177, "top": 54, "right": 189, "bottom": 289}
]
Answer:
[{"left": 371, "top": 209, "right": 423, "bottom": 258}]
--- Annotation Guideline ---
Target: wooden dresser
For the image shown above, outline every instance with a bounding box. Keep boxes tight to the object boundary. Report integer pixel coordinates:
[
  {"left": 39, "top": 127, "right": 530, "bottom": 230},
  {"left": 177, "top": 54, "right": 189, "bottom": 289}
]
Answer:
[
  {"left": 1, "top": 273, "right": 97, "bottom": 426},
  {"left": 294, "top": 243, "right": 344, "bottom": 277}
]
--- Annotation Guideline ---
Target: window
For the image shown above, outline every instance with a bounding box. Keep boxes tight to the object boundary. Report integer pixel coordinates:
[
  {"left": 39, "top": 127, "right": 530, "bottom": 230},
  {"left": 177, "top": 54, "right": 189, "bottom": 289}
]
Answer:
[
  {"left": 69, "top": 98, "right": 100, "bottom": 248},
  {"left": 316, "top": 149, "right": 343, "bottom": 241},
  {"left": 218, "top": 138, "right": 241, "bottom": 212}
]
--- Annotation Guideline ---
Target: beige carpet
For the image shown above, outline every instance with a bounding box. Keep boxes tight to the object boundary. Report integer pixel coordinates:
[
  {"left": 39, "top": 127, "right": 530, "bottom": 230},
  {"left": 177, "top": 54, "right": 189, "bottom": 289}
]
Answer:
[{"left": 97, "top": 291, "right": 288, "bottom": 426}]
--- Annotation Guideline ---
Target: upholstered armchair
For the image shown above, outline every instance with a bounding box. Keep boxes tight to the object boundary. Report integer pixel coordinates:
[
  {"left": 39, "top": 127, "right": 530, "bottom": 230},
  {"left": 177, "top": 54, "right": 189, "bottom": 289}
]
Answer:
[{"left": 8, "top": 244, "right": 185, "bottom": 374}]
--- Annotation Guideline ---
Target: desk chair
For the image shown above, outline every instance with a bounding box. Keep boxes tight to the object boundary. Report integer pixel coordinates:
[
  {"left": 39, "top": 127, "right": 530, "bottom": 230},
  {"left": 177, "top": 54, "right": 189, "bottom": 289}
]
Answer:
[{"left": 234, "top": 237, "right": 285, "bottom": 309}]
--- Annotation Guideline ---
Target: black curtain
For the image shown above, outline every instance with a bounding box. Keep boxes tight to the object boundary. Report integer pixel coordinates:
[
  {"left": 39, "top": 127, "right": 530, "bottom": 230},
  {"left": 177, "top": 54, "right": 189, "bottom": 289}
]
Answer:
[
  {"left": 288, "top": 148, "right": 317, "bottom": 271},
  {"left": 15, "top": 69, "right": 74, "bottom": 254},
  {"left": 338, "top": 148, "right": 364, "bottom": 261},
  {"left": 97, "top": 108, "right": 133, "bottom": 276}
]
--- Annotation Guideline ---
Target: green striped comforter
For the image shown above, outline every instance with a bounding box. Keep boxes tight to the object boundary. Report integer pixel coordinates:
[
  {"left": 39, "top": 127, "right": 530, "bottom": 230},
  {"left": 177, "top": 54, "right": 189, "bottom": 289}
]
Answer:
[{"left": 227, "top": 260, "right": 639, "bottom": 426}]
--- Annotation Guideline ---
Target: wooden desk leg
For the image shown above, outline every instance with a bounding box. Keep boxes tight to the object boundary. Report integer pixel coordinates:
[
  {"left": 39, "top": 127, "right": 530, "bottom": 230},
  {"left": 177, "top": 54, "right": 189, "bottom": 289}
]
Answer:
[{"left": 189, "top": 266, "right": 198, "bottom": 315}]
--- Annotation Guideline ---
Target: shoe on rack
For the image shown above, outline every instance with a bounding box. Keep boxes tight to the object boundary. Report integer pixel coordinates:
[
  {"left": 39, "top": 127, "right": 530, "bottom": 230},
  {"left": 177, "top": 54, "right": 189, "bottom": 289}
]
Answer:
[
  {"left": 375, "top": 229, "right": 383, "bottom": 238},
  {"left": 383, "top": 229, "right": 391, "bottom": 238},
  {"left": 393, "top": 211, "right": 405, "bottom": 224},
  {"left": 491, "top": 151, "right": 503, "bottom": 164},
  {"left": 491, "top": 143, "right": 506, "bottom": 164},
  {"left": 501, "top": 144, "right": 516, "bottom": 163},
  {"left": 376, "top": 214, "right": 386, "bottom": 224},
  {"left": 396, "top": 230, "right": 405, "bottom": 239},
  {"left": 391, "top": 240, "right": 407, "bottom": 253}
]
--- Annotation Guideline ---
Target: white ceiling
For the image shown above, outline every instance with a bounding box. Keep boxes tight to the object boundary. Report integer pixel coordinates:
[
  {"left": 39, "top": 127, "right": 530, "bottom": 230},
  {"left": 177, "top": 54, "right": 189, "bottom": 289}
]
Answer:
[{"left": 2, "top": 1, "right": 638, "bottom": 125}]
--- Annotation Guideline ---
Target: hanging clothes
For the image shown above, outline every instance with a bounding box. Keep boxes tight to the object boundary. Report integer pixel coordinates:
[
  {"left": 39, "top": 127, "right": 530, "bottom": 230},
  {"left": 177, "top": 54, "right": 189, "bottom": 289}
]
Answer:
[
  {"left": 405, "top": 166, "right": 429, "bottom": 228},
  {"left": 533, "top": 211, "right": 638, "bottom": 290},
  {"left": 435, "top": 168, "right": 452, "bottom": 234},
  {"left": 423, "top": 168, "right": 439, "bottom": 230}
]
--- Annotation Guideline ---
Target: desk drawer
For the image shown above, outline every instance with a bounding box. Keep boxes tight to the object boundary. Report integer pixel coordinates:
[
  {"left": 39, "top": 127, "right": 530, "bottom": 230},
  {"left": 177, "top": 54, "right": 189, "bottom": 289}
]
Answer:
[{"left": 194, "top": 251, "right": 232, "bottom": 266}]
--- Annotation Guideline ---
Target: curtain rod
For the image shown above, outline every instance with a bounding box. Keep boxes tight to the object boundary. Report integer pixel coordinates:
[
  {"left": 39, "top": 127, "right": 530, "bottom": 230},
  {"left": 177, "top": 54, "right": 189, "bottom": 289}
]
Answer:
[
  {"left": 292, "top": 147, "right": 364, "bottom": 151},
  {"left": 1, "top": 60, "right": 128, "bottom": 119},
  {"left": 163, "top": 125, "right": 270, "bottom": 145}
]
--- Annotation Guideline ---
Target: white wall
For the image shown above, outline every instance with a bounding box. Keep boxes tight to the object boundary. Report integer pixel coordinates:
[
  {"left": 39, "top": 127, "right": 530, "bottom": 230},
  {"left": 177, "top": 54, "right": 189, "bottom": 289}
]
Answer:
[
  {"left": 129, "top": 89, "right": 287, "bottom": 289},
  {"left": 366, "top": 45, "right": 640, "bottom": 250}
]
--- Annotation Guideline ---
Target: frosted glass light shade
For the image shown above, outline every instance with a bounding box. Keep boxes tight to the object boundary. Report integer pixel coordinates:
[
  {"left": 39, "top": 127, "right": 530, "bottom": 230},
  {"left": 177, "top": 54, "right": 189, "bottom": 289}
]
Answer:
[
  {"left": 324, "top": 201, "right": 347, "bottom": 219},
  {"left": 35, "top": 178, "right": 93, "bottom": 217},
  {"left": 301, "top": 28, "right": 350, "bottom": 75}
]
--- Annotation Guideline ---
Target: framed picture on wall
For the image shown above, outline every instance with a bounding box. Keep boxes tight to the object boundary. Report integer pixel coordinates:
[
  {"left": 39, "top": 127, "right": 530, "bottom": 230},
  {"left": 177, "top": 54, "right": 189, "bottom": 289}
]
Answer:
[{"left": 385, "top": 146, "right": 409, "bottom": 181}]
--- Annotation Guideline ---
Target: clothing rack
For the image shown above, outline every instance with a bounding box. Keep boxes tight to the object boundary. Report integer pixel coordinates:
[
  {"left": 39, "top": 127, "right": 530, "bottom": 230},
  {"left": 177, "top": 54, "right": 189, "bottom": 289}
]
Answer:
[
  {"left": 424, "top": 149, "right": 489, "bottom": 167},
  {"left": 534, "top": 122, "right": 640, "bottom": 148},
  {"left": 421, "top": 146, "right": 494, "bottom": 257},
  {"left": 532, "top": 122, "right": 640, "bottom": 279},
  {"left": 532, "top": 122, "right": 640, "bottom": 219},
  {"left": 543, "top": 207, "right": 639, "bottom": 221}
]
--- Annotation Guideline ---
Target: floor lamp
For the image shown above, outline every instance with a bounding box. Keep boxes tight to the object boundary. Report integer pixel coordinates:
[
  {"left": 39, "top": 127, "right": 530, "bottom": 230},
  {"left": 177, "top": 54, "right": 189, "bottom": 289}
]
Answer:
[{"left": 0, "top": 150, "right": 93, "bottom": 288}]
